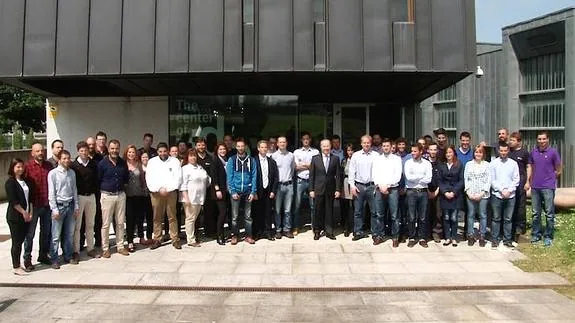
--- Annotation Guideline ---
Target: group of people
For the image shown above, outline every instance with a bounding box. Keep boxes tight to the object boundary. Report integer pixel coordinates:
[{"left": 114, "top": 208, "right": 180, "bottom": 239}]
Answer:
[{"left": 4, "top": 127, "right": 560, "bottom": 275}]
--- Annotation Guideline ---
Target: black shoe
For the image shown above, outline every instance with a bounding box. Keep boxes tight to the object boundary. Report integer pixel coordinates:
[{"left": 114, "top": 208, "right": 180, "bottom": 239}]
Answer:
[
  {"left": 283, "top": 231, "right": 294, "bottom": 239},
  {"left": 266, "top": 233, "right": 275, "bottom": 241},
  {"left": 343, "top": 230, "right": 350, "bottom": 237},
  {"left": 468, "top": 237, "right": 476, "bottom": 246},
  {"left": 37, "top": 256, "right": 51, "bottom": 266},
  {"left": 217, "top": 235, "right": 226, "bottom": 245},
  {"left": 352, "top": 234, "right": 367, "bottom": 241},
  {"left": 326, "top": 234, "right": 336, "bottom": 240},
  {"left": 407, "top": 240, "right": 417, "bottom": 248},
  {"left": 313, "top": 232, "right": 320, "bottom": 240},
  {"left": 419, "top": 240, "right": 429, "bottom": 248},
  {"left": 373, "top": 237, "right": 384, "bottom": 245},
  {"left": 479, "top": 238, "right": 486, "bottom": 247},
  {"left": 432, "top": 233, "right": 441, "bottom": 243},
  {"left": 491, "top": 241, "right": 499, "bottom": 249},
  {"left": 24, "top": 259, "right": 35, "bottom": 271},
  {"left": 275, "top": 232, "right": 283, "bottom": 239},
  {"left": 503, "top": 241, "right": 514, "bottom": 248}
]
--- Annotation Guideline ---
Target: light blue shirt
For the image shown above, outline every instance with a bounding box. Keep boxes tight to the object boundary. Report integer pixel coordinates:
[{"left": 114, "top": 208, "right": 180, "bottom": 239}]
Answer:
[
  {"left": 490, "top": 157, "right": 520, "bottom": 199},
  {"left": 272, "top": 150, "right": 295, "bottom": 182},
  {"left": 348, "top": 149, "right": 376, "bottom": 186},
  {"left": 48, "top": 165, "right": 79, "bottom": 213}
]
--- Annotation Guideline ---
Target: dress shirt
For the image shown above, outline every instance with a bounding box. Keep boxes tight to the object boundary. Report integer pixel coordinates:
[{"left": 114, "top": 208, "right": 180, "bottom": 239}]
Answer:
[
  {"left": 464, "top": 160, "right": 491, "bottom": 198},
  {"left": 146, "top": 156, "right": 182, "bottom": 193},
  {"left": 331, "top": 148, "right": 344, "bottom": 162},
  {"left": 48, "top": 166, "right": 79, "bottom": 213},
  {"left": 403, "top": 157, "right": 433, "bottom": 189},
  {"left": 322, "top": 154, "right": 330, "bottom": 172},
  {"left": 180, "top": 163, "right": 211, "bottom": 205},
  {"left": 372, "top": 153, "right": 402, "bottom": 187},
  {"left": 259, "top": 155, "right": 269, "bottom": 189},
  {"left": 348, "top": 149, "right": 376, "bottom": 186},
  {"left": 490, "top": 157, "right": 520, "bottom": 199},
  {"left": 272, "top": 150, "right": 295, "bottom": 182},
  {"left": 98, "top": 156, "right": 129, "bottom": 193},
  {"left": 25, "top": 159, "right": 52, "bottom": 207},
  {"left": 293, "top": 147, "right": 319, "bottom": 179}
]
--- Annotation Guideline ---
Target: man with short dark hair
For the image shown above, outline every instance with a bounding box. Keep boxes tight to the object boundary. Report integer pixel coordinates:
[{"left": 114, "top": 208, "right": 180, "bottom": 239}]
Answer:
[
  {"left": 195, "top": 137, "right": 215, "bottom": 239},
  {"left": 490, "top": 142, "right": 519, "bottom": 249},
  {"left": 147, "top": 142, "right": 183, "bottom": 250},
  {"left": 70, "top": 141, "right": 100, "bottom": 260},
  {"left": 293, "top": 132, "right": 319, "bottom": 234},
  {"left": 48, "top": 140, "right": 64, "bottom": 168},
  {"left": 272, "top": 136, "right": 295, "bottom": 239},
  {"left": 371, "top": 134, "right": 383, "bottom": 154},
  {"left": 508, "top": 132, "right": 530, "bottom": 241},
  {"left": 527, "top": 130, "right": 561, "bottom": 247},
  {"left": 434, "top": 128, "right": 448, "bottom": 162},
  {"left": 98, "top": 139, "right": 130, "bottom": 257},
  {"left": 48, "top": 150, "right": 79, "bottom": 268},
  {"left": 330, "top": 135, "right": 344, "bottom": 162},
  {"left": 426, "top": 142, "right": 443, "bottom": 243},
  {"left": 254, "top": 140, "right": 279, "bottom": 240},
  {"left": 395, "top": 138, "right": 409, "bottom": 158},
  {"left": 404, "top": 143, "right": 433, "bottom": 248},
  {"left": 86, "top": 137, "right": 103, "bottom": 163},
  {"left": 24, "top": 143, "right": 53, "bottom": 269},
  {"left": 138, "top": 133, "right": 158, "bottom": 158},
  {"left": 267, "top": 136, "right": 278, "bottom": 157},
  {"left": 457, "top": 132, "right": 473, "bottom": 166},
  {"left": 95, "top": 131, "right": 108, "bottom": 156}
]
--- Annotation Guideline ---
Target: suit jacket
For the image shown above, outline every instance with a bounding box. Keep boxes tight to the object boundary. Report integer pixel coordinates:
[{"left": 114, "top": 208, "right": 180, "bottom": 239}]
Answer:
[
  {"left": 437, "top": 162, "right": 465, "bottom": 210},
  {"left": 309, "top": 153, "right": 341, "bottom": 196},
  {"left": 5, "top": 177, "right": 34, "bottom": 223},
  {"left": 255, "top": 155, "right": 279, "bottom": 197}
]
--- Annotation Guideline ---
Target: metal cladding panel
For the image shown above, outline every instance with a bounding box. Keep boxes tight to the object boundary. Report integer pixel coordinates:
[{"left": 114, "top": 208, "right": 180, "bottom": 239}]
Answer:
[
  {"left": 464, "top": 0, "right": 476, "bottom": 70},
  {"left": 293, "top": 0, "right": 314, "bottom": 71},
  {"left": 328, "top": 0, "right": 363, "bottom": 71},
  {"left": 56, "top": 0, "right": 89, "bottom": 75},
  {"left": 223, "top": 0, "right": 242, "bottom": 71},
  {"left": 362, "top": 0, "right": 392, "bottom": 71},
  {"left": 258, "top": 0, "right": 293, "bottom": 71},
  {"left": 122, "top": 0, "right": 156, "bottom": 74},
  {"left": 415, "top": 0, "right": 433, "bottom": 70},
  {"left": 431, "top": 0, "right": 466, "bottom": 71},
  {"left": 156, "top": 0, "right": 189, "bottom": 73},
  {"left": 23, "top": 0, "right": 57, "bottom": 76},
  {"left": 0, "top": 0, "right": 25, "bottom": 76},
  {"left": 190, "top": 0, "right": 224, "bottom": 72},
  {"left": 88, "top": 0, "right": 122, "bottom": 74},
  {"left": 393, "top": 22, "right": 416, "bottom": 70}
]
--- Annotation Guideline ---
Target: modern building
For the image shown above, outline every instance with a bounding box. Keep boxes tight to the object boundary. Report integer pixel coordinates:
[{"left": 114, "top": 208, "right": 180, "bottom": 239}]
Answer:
[
  {"left": 420, "top": 7, "right": 575, "bottom": 187},
  {"left": 0, "top": 0, "right": 476, "bottom": 150}
]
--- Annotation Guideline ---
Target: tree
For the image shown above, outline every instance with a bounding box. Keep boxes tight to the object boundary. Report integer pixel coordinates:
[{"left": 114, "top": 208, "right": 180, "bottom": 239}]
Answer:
[{"left": 0, "top": 84, "right": 45, "bottom": 133}]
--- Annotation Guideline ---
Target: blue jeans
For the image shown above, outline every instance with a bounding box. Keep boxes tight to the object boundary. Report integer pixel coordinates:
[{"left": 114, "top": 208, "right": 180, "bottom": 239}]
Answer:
[
  {"left": 50, "top": 203, "right": 75, "bottom": 264},
  {"left": 231, "top": 193, "right": 253, "bottom": 237},
  {"left": 531, "top": 188, "right": 555, "bottom": 240},
  {"left": 491, "top": 196, "right": 515, "bottom": 243},
  {"left": 275, "top": 183, "right": 293, "bottom": 233},
  {"left": 443, "top": 209, "right": 458, "bottom": 240},
  {"left": 24, "top": 205, "right": 51, "bottom": 261},
  {"left": 374, "top": 188, "right": 400, "bottom": 238},
  {"left": 294, "top": 178, "right": 314, "bottom": 229},
  {"left": 353, "top": 183, "right": 377, "bottom": 235},
  {"left": 406, "top": 189, "right": 428, "bottom": 240},
  {"left": 466, "top": 198, "right": 488, "bottom": 238}
]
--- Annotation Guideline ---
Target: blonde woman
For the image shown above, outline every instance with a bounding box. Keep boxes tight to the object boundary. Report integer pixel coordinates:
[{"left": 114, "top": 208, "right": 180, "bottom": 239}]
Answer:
[
  {"left": 180, "top": 149, "right": 211, "bottom": 247},
  {"left": 464, "top": 145, "right": 491, "bottom": 247}
]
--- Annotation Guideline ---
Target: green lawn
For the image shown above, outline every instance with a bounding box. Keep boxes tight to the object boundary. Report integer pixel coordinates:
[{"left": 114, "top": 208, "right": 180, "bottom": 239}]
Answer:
[{"left": 514, "top": 208, "right": 575, "bottom": 300}]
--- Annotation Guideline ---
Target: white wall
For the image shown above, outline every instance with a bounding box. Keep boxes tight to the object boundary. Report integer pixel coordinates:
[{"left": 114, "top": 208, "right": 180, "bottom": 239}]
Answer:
[{"left": 46, "top": 97, "right": 168, "bottom": 156}]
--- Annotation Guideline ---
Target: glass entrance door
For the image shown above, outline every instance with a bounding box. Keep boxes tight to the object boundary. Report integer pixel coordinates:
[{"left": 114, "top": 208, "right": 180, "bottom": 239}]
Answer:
[{"left": 333, "top": 104, "right": 371, "bottom": 146}]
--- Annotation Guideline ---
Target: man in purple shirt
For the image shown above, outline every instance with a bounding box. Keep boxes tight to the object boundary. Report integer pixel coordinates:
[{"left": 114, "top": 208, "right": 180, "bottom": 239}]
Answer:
[{"left": 526, "top": 130, "right": 562, "bottom": 247}]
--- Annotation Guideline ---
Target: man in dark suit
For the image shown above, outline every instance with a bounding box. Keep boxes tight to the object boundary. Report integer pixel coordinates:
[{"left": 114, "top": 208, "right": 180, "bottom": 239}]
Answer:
[
  {"left": 254, "top": 140, "right": 279, "bottom": 240},
  {"left": 309, "top": 139, "right": 342, "bottom": 240}
]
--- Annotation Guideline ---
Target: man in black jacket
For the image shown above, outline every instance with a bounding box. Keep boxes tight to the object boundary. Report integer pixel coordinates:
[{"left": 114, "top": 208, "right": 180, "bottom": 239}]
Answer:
[
  {"left": 254, "top": 140, "right": 279, "bottom": 240},
  {"left": 309, "top": 139, "right": 342, "bottom": 240},
  {"left": 426, "top": 142, "right": 442, "bottom": 243}
]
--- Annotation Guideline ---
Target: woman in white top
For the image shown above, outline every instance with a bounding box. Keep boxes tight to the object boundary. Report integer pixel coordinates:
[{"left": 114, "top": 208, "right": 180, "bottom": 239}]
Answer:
[
  {"left": 180, "top": 149, "right": 211, "bottom": 247},
  {"left": 464, "top": 145, "right": 491, "bottom": 247},
  {"left": 140, "top": 152, "right": 154, "bottom": 243},
  {"left": 341, "top": 143, "right": 355, "bottom": 237},
  {"left": 5, "top": 158, "right": 33, "bottom": 275}
]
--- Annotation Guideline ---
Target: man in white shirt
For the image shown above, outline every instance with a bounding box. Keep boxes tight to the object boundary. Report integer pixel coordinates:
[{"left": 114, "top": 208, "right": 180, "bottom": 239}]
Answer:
[
  {"left": 271, "top": 137, "right": 296, "bottom": 239},
  {"left": 404, "top": 143, "right": 433, "bottom": 248},
  {"left": 146, "top": 142, "right": 183, "bottom": 250},
  {"left": 372, "top": 138, "right": 403, "bottom": 247},
  {"left": 348, "top": 135, "right": 377, "bottom": 241},
  {"left": 490, "top": 142, "right": 520, "bottom": 249},
  {"left": 293, "top": 132, "right": 319, "bottom": 235}
]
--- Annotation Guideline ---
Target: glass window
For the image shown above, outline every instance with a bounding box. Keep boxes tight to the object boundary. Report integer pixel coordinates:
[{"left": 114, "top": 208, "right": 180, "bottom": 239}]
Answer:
[
  {"left": 437, "top": 85, "right": 456, "bottom": 101},
  {"left": 434, "top": 101, "right": 457, "bottom": 139},
  {"left": 243, "top": 0, "right": 254, "bottom": 23},
  {"left": 169, "top": 96, "right": 298, "bottom": 153},
  {"left": 520, "top": 52, "right": 565, "bottom": 92},
  {"left": 313, "top": 0, "right": 325, "bottom": 23},
  {"left": 298, "top": 103, "right": 332, "bottom": 150}
]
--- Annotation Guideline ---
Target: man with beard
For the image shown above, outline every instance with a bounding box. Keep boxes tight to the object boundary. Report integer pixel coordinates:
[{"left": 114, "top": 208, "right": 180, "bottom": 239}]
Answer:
[
  {"left": 434, "top": 128, "right": 448, "bottom": 162},
  {"left": 266, "top": 136, "right": 278, "bottom": 157},
  {"left": 48, "top": 140, "right": 64, "bottom": 168},
  {"left": 138, "top": 133, "right": 158, "bottom": 159},
  {"left": 195, "top": 138, "right": 216, "bottom": 240},
  {"left": 508, "top": 132, "right": 530, "bottom": 241},
  {"left": 23, "top": 143, "right": 53, "bottom": 269},
  {"left": 371, "top": 134, "right": 383, "bottom": 154}
]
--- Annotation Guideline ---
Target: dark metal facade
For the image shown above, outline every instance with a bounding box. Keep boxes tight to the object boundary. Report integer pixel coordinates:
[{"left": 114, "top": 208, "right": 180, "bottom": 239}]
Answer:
[{"left": 0, "top": 0, "right": 476, "bottom": 101}]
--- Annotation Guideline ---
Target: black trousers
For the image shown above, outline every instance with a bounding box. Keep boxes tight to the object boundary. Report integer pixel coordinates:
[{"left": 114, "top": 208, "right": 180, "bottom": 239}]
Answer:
[
  {"left": 512, "top": 186, "right": 527, "bottom": 235},
  {"left": 8, "top": 219, "right": 29, "bottom": 269},
  {"left": 429, "top": 195, "right": 442, "bottom": 238},
  {"left": 93, "top": 191, "right": 102, "bottom": 248},
  {"left": 144, "top": 196, "right": 153, "bottom": 239},
  {"left": 254, "top": 188, "right": 274, "bottom": 237},
  {"left": 215, "top": 193, "right": 229, "bottom": 237},
  {"left": 126, "top": 196, "right": 148, "bottom": 243},
  {"left": 203, "top": 197, "right": 217, "bottom": 236},
  {"left": 341, "top": 198, "right": 354, "bottom": 233},
  {"left": 313, "top": 193, "right": 335, "bottom": 235}
]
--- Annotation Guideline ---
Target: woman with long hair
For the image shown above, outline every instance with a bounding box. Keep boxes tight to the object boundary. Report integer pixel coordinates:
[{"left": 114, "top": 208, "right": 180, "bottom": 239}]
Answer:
[
  {"left": 211, "top": 142, "right": 230, "bottom": 245},
  {"left": 140, "top": 152, "right": 154, "bottom": 243},
  {"left": 438, "top": 145, "right": 464, "bottom": 246},
  {"left": 124, "top": 145, "right": 149, "bottom": 252},
  {"left": 180, "top": 149, "right": 211, "bottom": 247},
  {"left": 5, "top": 158, "right": 33, "bottom": 275},
  {"left": 341, "top": 143, "right": 355, "bottom": 237},
  {"left": 464, "top": 145, "right": 491, "bottom": 247}
]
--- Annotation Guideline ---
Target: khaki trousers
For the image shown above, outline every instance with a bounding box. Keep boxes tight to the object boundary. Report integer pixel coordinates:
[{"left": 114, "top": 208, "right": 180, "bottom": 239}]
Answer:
[
  {"left": 184, "top": 204, "right": 202, "bottom": 244},
  {"left": 151, "top": 191, "right": 179, "bottom": 242},
  {"left": 74, "top": 194, "right": 96, "bottom": 253},
  {"left": 100, "top": 192, "right": 126, "bottom": 252}
]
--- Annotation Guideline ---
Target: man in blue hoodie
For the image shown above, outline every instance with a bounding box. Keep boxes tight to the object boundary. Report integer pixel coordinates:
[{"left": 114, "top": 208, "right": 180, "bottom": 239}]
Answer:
[{"left": 227, "top": 139, "right": 258, "bottom": 245}]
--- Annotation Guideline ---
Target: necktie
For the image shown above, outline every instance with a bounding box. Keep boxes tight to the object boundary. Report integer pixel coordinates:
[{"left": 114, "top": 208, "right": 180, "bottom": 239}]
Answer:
[{"left": 324, "top": 155, "right": 329, "bottom": 173}]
